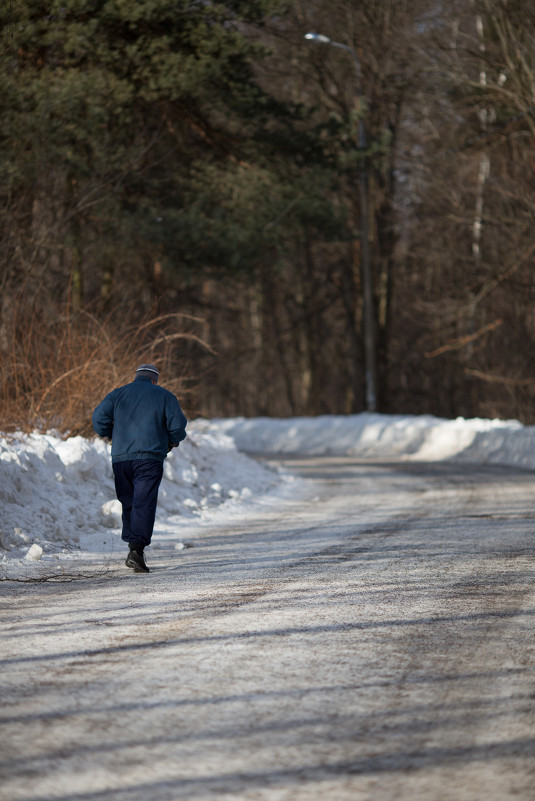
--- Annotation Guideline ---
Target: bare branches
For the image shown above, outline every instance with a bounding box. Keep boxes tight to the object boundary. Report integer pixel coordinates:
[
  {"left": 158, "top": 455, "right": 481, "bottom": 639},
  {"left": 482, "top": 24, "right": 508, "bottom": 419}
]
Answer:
[
  {"left": 425, "top": 319, "right": 503, "bottom": 359},
  {"left": 0, "top": 298, "right": 208, "bottom": 435}
]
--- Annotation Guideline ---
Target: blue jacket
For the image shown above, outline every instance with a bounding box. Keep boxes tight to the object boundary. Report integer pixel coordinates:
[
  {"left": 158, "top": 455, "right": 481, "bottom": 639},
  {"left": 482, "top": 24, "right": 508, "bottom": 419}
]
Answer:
[{"left": 92, "top": 376, "right": 187, "bottom": 463}]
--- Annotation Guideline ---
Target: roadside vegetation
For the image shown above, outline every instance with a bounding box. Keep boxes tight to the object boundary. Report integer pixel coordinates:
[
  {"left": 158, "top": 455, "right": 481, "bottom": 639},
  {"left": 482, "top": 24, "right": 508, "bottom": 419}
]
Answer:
[{"left": 2, "top": 0, "right": 535, "bottom": 430}]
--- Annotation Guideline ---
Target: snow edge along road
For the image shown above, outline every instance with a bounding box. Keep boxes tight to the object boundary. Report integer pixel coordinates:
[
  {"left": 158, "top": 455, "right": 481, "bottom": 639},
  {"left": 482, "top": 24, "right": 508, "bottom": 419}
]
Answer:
[{"left": 2, "top": 411, "right": 535, "bottom": 580}]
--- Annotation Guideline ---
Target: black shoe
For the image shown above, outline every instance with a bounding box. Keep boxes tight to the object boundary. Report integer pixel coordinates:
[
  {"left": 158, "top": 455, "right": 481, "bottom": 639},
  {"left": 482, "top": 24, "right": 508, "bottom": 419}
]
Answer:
[{"left": 125, "top": 547, "right": 149, "bottom": 573}]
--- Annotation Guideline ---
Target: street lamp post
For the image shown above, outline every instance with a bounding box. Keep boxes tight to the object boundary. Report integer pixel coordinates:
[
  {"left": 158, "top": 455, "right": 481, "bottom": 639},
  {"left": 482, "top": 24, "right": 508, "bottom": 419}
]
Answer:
[{"left": 304, "top": 33, "right": 377, "bottom": 412}]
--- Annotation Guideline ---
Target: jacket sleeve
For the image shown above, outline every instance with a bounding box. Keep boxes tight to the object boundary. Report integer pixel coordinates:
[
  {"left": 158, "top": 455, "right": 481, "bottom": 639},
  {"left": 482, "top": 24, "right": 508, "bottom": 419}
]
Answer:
[
  {"left": 92, "top": 393, "right": 115, "bottom": 439},
  {"left": 166, "top": 394, "right": 187, "bottom": 446}
]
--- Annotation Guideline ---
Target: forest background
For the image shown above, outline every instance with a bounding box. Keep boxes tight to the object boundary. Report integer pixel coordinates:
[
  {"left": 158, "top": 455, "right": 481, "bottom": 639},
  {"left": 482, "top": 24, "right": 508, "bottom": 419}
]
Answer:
[{"left": 1, "top": 0, "right": 535, "bottom": 434}]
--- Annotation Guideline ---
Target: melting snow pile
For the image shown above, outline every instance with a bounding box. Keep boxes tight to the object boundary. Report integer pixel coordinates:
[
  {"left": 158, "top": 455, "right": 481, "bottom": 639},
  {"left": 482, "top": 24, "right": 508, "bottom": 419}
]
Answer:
[
  {"left": 209, "top": 412, "right": 533, "bottom": 467},
  {"left": 0, "top": 421, "right": 281, "bottom": 578}
]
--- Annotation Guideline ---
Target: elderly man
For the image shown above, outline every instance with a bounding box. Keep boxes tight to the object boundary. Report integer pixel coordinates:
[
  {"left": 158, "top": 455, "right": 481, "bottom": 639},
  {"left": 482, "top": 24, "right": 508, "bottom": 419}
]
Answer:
[{"left": 92, "top": 364, "right": 187, "bottom": 573}]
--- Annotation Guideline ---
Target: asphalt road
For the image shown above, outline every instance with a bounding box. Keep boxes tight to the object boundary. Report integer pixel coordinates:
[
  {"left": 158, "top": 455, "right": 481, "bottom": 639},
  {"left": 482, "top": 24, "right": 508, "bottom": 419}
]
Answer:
[{"left": 1, "top": 457, "right": 535, "bottom": 801}]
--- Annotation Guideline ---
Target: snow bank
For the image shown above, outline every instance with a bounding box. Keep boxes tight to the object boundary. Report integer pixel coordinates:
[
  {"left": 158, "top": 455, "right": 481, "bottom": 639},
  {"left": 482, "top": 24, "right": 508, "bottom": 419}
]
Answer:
[
  {"left": 207, "top": 412, "right": 529, "bottom": 467},
  {"left": 0, "top": 423, "right": 280, "bottom": 577}
]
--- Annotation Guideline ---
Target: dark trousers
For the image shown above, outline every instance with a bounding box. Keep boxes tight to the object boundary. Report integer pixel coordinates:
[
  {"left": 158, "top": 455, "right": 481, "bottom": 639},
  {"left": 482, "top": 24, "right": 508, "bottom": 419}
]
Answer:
[{"left": 113, "top": 459, "right": 164, "bottom": 550}]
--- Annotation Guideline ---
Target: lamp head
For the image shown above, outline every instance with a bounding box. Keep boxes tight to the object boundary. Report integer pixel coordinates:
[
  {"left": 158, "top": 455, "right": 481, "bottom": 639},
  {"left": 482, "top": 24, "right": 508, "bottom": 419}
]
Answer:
[{"left": 304, "top": 32, "right": 331, "bottom": 44}]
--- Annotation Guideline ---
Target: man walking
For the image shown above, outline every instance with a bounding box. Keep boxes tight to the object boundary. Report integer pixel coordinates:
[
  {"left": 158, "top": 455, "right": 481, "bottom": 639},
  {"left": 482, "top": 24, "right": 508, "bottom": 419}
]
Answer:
[{"left": 92, "top": 364, "right": 187, "bottom": 573}]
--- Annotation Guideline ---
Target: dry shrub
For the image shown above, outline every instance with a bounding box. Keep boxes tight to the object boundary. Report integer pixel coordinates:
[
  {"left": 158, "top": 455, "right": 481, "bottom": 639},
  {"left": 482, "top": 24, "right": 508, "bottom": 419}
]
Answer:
[{"left": 0, "top": 298, "right": 208, "bottom": 436}]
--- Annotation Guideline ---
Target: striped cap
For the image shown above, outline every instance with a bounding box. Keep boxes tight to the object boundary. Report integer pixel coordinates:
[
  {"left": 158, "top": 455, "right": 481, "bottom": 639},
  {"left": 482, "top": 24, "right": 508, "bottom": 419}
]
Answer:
[{"left": 136, "top": 364, "right": 159, "bottom": 382}]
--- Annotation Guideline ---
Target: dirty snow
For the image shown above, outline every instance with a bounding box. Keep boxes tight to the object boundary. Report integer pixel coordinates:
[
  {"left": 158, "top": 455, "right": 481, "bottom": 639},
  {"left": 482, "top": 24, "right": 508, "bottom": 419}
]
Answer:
[{"left": 1, "top": 412, "right": 534, "bottom": 580}]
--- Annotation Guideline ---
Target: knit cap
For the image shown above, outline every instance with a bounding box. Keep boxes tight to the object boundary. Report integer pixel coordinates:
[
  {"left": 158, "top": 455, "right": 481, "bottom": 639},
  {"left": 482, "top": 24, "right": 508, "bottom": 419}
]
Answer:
[{"left": 135, "top": 364, "right": 159, "bottom": 383}]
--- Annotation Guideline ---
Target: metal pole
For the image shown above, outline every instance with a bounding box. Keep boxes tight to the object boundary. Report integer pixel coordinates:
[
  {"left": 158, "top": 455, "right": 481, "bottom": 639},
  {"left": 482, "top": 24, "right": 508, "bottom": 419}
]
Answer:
[
  {"left": 350, "top": 50, "right": 376, "bottom": 413},
  {"left": 305, "top": 34, "right": 377, "bottom": 412}
]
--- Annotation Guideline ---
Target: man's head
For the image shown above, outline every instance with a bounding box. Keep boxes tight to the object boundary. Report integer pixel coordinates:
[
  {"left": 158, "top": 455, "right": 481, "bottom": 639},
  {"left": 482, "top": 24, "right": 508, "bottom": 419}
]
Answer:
[{"left": 135, "top": 364, "right": 159, "bottom": 384}]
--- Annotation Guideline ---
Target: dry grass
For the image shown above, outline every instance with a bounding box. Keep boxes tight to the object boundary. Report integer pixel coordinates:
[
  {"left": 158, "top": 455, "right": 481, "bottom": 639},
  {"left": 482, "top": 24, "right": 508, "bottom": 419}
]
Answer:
[{"left": 0, "top": 297, "right": 208, "bottom": 436}]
